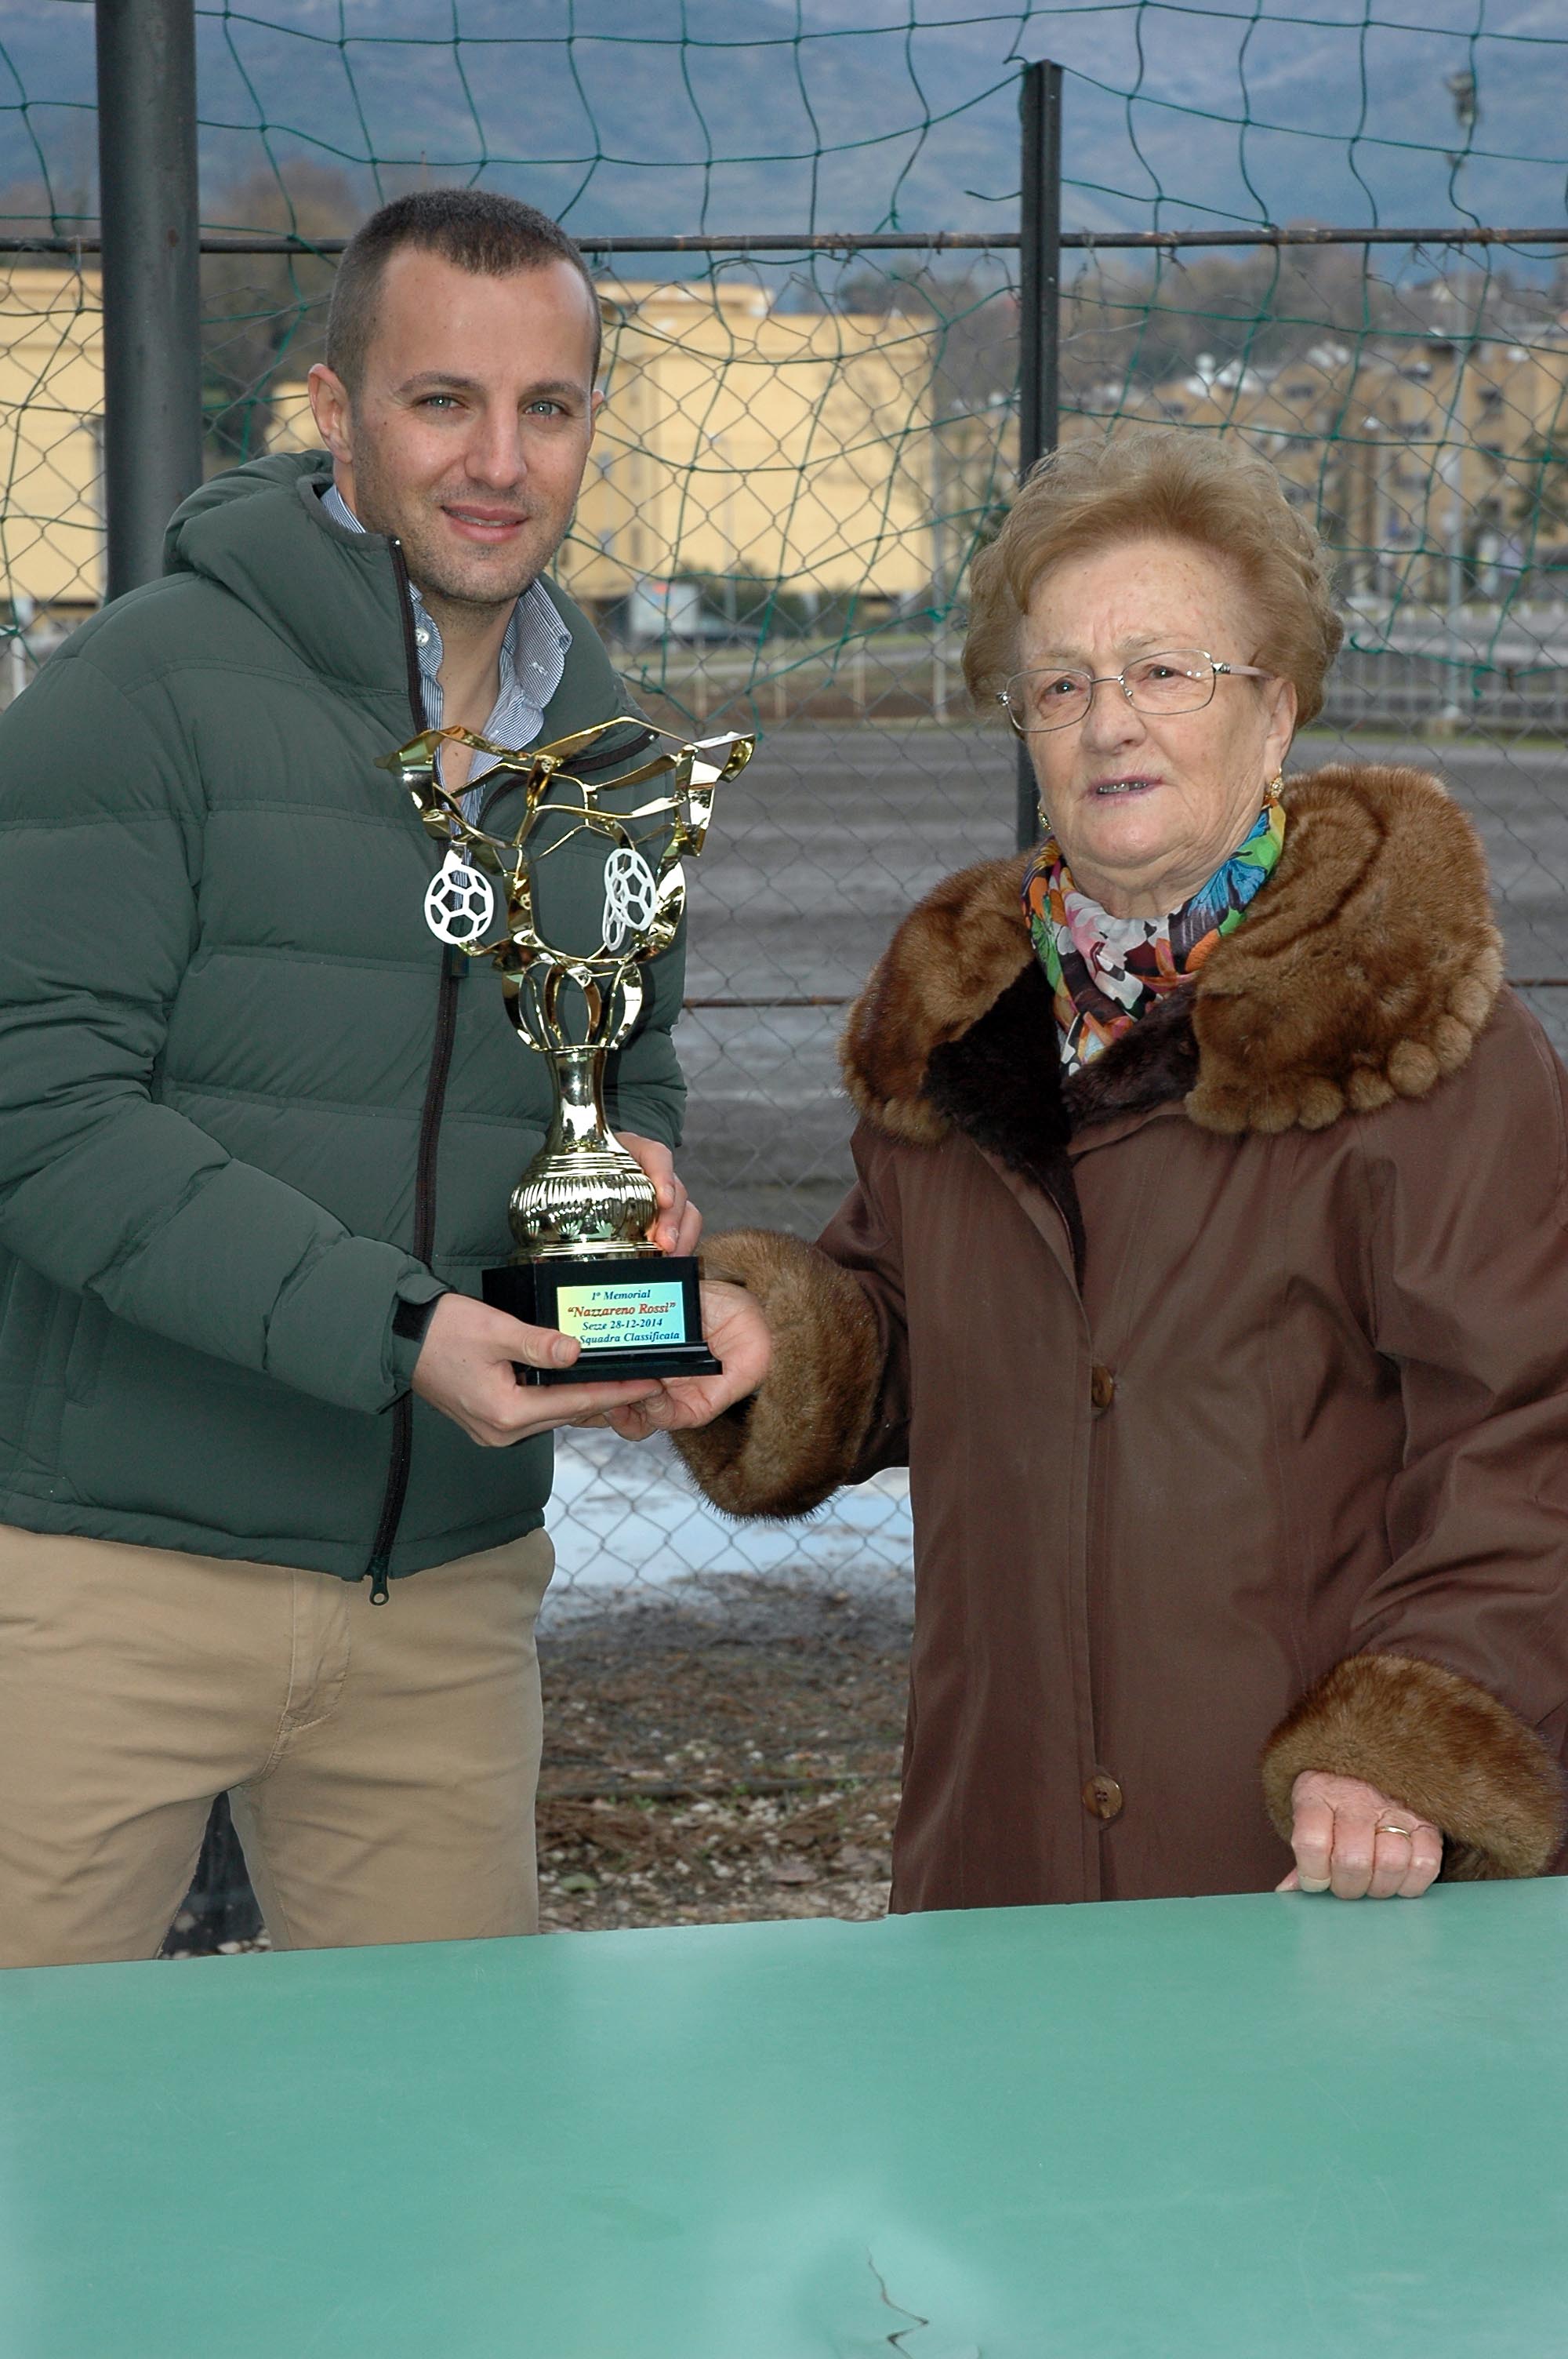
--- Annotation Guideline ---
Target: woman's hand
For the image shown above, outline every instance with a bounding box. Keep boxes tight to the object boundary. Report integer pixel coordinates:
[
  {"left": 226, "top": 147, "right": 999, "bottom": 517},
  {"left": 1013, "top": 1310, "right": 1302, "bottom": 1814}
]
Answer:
[
  {"left": 619, "top": 1132, "right": 701, "bottom": 1257},
  {"left": 601, "top": 1280, "right": 773, "bottom": 1441},
  {"left": 1279, "top": 1769, "right": 1443, "bottom": 1899}
]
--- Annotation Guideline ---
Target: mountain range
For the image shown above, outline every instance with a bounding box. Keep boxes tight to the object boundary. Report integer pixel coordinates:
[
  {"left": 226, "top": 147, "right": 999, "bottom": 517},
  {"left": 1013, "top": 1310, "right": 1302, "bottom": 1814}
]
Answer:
[{"left": 9, "top": 0, "right": 1566, "bottom": 242}]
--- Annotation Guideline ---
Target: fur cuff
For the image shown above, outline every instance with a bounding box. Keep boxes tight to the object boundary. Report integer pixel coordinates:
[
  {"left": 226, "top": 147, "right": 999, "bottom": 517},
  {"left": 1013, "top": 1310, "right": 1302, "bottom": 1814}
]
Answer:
[
  {"left": 671, "top": 1230, "right": 884, "bottom": 1518},
  {"left": 1261, "top": 1652, "right": 1566, "bottom": 1881}
]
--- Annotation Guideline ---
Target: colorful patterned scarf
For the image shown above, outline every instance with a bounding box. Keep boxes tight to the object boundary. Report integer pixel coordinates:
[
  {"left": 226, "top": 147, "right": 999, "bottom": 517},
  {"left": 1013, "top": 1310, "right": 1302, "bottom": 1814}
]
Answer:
[{"left": 1022, "top": 794, "right": 1286, "bottom": 1073}]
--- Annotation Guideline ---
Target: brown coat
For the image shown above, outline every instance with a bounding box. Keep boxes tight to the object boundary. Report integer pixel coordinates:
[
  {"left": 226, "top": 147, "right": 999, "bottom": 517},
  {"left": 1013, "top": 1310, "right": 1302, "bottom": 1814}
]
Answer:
[{"left": 676, "top": 763, "right": 1568, "bottom": 1910}]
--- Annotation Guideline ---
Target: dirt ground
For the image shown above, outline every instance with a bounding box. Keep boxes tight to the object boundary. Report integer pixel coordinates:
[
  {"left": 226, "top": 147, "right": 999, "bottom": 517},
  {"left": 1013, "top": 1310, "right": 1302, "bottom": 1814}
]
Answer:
[{"left": 535, "top": 1576, "right": 911, "bottom": 1932}]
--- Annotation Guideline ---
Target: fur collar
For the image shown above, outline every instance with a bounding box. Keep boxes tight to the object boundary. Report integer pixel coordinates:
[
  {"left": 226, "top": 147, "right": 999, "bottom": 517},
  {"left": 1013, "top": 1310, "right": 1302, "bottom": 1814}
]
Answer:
[{"left": 841, "top": 763, "right": 1504, "bottom": 1167}]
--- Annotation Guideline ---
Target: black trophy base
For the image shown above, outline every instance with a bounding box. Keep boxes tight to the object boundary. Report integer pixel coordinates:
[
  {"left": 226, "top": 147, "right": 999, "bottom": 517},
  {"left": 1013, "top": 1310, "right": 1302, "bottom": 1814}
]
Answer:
[{"left": 483, "top": 1254, "right": 722, "bottom": 1387}]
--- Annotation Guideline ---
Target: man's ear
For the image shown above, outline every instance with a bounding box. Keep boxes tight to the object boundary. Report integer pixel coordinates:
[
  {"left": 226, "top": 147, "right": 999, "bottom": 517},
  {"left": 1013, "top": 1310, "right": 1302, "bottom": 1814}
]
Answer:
[{"left": 307, "top": 362, "right": 354, "bottom": 464}]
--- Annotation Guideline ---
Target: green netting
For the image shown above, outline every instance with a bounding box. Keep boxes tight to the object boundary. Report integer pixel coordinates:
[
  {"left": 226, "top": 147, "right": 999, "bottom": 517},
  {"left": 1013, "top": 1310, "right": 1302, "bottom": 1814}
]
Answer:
[
  {"left": 0, "top": 9, "right": 1563, "bottom": 1030},
  {"left": 0, "top": 12, "right": 1565, "bottom": 1107},
  {"left": 5, "top": 8, "right": 1568, "bottom": 1931},
  {"left": 0, "top": 18, "right": 1566, "bottom": 1126},
  {"left": 161, "top": 0, "right": 1568, "bottom": 667},
  {"left": 75, "top": 2, "right": 1568, "bottom": 233},
  {"left": 0, "top": 5, "right": 1563, "bottom": 708}
]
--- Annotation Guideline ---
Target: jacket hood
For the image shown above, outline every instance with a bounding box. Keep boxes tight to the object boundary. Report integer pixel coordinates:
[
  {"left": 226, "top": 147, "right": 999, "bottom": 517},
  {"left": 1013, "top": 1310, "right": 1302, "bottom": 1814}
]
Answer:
[
  {"left": 164, "top": 450, "right": 412, "bottom": 707},
  {"left": 841, "top": 761, "right": 1506, "bottom": 1146}
]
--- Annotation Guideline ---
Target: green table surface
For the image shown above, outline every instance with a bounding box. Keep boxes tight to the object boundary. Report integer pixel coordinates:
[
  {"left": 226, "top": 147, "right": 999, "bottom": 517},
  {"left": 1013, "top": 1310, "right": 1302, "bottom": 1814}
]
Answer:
[{"left": 1, "top": 1884, "right": 1565, "bottom": 2358}]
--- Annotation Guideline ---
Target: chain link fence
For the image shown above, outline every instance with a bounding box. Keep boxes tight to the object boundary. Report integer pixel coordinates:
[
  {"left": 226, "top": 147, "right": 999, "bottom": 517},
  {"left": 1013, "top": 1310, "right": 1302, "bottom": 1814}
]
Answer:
[{"left": 4, "top": 2, "right": 1568, "bottom": 1933}]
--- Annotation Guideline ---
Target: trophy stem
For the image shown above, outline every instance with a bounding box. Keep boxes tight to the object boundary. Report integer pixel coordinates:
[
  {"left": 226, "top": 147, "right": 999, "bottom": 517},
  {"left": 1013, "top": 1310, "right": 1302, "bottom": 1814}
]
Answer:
[{"left": 506, "top": 1041, "right": 661, "bottom": 1260}]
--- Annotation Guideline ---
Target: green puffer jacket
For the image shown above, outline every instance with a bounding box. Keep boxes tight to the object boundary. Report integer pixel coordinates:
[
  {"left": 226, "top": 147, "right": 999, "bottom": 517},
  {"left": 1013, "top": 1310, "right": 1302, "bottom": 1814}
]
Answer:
[{"left": 0, "top": 451, "right": 685, "bottom": 1583}]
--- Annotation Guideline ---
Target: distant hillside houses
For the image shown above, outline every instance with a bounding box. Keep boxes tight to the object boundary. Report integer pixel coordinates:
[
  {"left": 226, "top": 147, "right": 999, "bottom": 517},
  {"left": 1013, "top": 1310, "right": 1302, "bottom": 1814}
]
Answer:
[{"left": 1068, "top": 326, "right": 1568, "bottom": 605}]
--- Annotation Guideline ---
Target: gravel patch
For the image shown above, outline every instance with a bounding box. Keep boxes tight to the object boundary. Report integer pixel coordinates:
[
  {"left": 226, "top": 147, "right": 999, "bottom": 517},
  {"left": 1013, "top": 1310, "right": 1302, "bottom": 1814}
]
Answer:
[{"left": 536, "top": 1572, "right": 911, "bottom": 1932}]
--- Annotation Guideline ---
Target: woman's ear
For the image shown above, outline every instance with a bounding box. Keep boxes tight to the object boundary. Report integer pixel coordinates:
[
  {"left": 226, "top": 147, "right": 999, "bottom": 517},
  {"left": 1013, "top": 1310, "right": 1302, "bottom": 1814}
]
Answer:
[{"left": 1263, "top": 673, "right": 1298, "bottom": 780}]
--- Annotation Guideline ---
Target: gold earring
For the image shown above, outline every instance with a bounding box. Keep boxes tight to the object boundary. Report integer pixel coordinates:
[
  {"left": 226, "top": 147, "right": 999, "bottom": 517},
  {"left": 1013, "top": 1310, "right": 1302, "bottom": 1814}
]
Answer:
[{"left": 1264, "top": 771, "right": 1284, "bottom": 801}]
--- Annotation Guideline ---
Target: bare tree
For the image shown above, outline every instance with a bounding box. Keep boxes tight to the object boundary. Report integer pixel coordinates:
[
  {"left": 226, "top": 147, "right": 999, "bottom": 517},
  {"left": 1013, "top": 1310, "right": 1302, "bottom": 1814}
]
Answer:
[
  {"left": 0, "top": 117, "right": 100, "bottom": 238},
  {"left": 837, "top": 264, "right": 1016, "bottom": 413},
  {"left": 201, "top": 162, "right": 365, "bottom": 461},
  {"left": 1059, "top": 238, "right": 1415, "bottom": 405}
]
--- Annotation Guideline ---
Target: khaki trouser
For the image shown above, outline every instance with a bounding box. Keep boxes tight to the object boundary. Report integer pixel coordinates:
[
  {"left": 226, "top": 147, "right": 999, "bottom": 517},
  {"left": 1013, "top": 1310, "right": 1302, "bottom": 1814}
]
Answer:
[{"left": 0, "top": 1521, "right": 554, "bottom": 1968}]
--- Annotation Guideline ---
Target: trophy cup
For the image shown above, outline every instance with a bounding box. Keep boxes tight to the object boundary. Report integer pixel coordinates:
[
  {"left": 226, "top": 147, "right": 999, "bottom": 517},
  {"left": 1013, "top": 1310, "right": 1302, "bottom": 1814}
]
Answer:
[{"left": 379, "top": 715, "right": 753, "bottom": 1385}]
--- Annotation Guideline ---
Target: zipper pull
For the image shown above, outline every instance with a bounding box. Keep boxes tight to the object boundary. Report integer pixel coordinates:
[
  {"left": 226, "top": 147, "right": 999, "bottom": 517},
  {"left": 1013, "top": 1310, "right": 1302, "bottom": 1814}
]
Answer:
[{"left": 367, "top": 1554, "right": 391, "bottom": 1605}]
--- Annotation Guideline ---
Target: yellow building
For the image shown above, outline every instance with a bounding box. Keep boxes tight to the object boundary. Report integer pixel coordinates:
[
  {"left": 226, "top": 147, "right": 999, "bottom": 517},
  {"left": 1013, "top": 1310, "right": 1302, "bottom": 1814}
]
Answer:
[
  {"left": 270, "top": 278, "right": 941, "bottom": 613},
  {"left": 0, "top": 262, "right": 106, "bottom": 616},
  {"left": 569, "top": 279, "right": 936, "bottom": 608}
]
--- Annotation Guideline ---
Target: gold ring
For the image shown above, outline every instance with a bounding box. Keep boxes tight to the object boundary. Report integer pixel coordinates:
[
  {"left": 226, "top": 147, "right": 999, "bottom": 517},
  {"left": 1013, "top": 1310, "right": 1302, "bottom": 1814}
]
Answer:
[{"left": 1377, "top": 1822, "right": 1414, "bottom": 1839}]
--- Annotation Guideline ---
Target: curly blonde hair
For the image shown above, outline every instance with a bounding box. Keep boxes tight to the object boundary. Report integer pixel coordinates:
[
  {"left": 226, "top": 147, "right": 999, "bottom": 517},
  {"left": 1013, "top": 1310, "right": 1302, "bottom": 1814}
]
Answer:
[{"left": 963, "top": 429, "right": 1344, "bottom": 727}]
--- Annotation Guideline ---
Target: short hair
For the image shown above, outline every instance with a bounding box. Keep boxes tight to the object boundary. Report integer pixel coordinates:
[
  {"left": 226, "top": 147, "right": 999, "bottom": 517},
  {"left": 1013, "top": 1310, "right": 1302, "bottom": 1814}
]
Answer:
[
  {"left": 964, "top": 427, "right": 1344, "bottom": 728},
  {"left": 325, "top": 189, "right": 603, "bottom": 394}
]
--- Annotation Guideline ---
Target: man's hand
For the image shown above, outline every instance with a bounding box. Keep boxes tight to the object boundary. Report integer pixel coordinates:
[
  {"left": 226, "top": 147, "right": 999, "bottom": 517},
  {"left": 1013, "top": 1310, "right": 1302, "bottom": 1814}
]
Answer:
[
  {"left": 602, "top": 1280, "right": 773, "bottom": 1441},
  {"left": 619, "top": 1132, "right": 700, "bottom": 1256},
  {"left": 1279, "top": 1770, "right": 1443, "bottom": 1899},
  {"left": 411, "top": 1292, "right": 662, "bottom": 1448}
]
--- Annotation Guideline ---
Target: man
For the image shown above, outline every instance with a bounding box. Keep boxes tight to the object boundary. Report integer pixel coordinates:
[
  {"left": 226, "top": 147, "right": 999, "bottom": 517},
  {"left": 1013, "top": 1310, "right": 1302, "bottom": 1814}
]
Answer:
[{"left": 0, "top": 191, "right": 696, "bottom": 1966}]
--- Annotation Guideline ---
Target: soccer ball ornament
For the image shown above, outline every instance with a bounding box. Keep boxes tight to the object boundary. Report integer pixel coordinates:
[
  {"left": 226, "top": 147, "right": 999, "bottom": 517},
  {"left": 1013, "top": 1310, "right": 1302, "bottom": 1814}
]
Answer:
[
  {"left": 424, "top": 849, "right": 495, "bottom": 947},
  {"left": 601, "top": 845, "right": 660, "bottom": 953}
]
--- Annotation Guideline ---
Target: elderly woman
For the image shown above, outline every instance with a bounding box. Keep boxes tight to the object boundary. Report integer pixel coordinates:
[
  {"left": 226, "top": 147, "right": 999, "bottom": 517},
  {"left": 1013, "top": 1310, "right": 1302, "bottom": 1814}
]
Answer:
[{"left": 632, "top": 428, "right": 1568, "bottom": 1910}]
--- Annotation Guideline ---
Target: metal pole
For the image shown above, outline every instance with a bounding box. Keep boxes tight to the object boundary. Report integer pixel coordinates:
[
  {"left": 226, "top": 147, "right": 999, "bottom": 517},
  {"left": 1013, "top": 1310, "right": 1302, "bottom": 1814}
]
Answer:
[
  {"left": 1015, "top": 60, "right": 1062, "bottom": 850},
  {"left": 96, "top": 0, "right": 204, "bottom": 601},
  {"left": 96, "top": 0, "right": 248, "bottom": 1958}
]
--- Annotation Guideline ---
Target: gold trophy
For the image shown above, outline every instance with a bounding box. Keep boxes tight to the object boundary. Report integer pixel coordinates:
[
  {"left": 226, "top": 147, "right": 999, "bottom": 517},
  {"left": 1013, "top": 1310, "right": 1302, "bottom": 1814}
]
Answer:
[{"left": 379, "top": 715, "right": 753, "bottom": 1385}]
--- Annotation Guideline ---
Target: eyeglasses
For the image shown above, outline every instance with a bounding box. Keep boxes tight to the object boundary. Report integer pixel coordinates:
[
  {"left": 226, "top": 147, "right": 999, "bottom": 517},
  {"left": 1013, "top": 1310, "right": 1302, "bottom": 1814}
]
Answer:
[{"left": 999, "top": 649, "right": 1272, "bottom": 736}]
